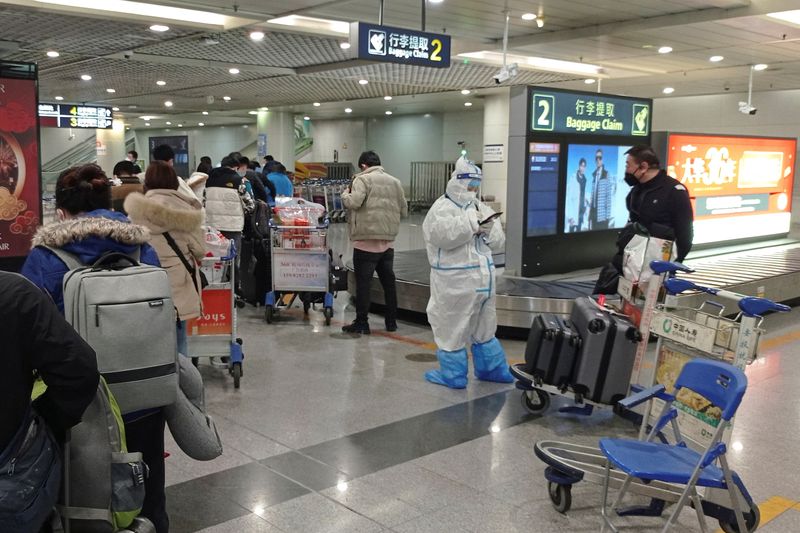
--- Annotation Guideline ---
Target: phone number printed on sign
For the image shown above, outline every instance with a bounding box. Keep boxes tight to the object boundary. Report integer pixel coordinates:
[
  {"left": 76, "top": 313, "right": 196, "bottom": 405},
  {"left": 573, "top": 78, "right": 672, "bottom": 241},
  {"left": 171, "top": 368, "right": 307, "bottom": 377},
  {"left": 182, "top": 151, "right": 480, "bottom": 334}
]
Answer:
[{"left": 653, "top": 311, "right": 716, "bottom": 353}]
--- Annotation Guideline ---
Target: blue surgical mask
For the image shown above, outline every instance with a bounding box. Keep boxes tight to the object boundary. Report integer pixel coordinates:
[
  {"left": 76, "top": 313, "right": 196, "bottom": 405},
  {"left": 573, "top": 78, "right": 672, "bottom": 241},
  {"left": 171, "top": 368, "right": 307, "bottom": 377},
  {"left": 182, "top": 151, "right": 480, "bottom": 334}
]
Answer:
[{"left": 237, "top": 169, "right": 246, "bottom": 177}]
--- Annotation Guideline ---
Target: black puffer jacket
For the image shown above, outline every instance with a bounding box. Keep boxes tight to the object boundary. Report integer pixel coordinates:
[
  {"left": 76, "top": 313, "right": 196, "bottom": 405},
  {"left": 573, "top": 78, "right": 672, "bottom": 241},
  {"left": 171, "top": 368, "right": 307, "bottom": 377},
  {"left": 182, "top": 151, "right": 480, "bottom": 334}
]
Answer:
[{"left": 0, "top": 272, "right": 99, "bottom": 450}]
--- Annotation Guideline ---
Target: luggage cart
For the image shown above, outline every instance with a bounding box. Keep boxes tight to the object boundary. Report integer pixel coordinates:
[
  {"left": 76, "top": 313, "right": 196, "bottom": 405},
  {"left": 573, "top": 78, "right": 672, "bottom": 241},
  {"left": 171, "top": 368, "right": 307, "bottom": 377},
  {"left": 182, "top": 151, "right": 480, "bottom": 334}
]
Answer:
[
  {"left": 533, "top": 261, "right": 789, "bottom": 532},
  {"left": 264, "top": 206, "right": 334, "bottom": 325},
  {"left": 186, "top": 246, "right": 245, "bottom": 388}
]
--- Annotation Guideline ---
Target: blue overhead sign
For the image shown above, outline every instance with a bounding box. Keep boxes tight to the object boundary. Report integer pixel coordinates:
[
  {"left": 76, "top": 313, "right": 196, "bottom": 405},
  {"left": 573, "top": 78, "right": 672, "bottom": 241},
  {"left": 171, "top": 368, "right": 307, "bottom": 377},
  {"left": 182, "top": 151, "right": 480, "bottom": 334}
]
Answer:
[
  {"left": 530, "top": 88, "right": 651, "bottom": 137},
  {"left": 350, "top": 22, "right": 450, "bottom": 68}
]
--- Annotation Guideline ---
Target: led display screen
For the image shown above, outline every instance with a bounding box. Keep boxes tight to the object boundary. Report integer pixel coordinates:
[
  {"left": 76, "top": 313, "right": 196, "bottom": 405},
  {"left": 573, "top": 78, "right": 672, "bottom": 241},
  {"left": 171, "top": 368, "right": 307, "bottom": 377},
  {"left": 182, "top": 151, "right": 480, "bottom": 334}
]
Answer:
[
  {"left": 563, "top": 143, "right": 631, "bottom": 233},
  {"left": 665, "top": 134, "right": 796, "bottom": 244},
  {"left": 526, "top": 142, "right": 560, "bottom": 237}
]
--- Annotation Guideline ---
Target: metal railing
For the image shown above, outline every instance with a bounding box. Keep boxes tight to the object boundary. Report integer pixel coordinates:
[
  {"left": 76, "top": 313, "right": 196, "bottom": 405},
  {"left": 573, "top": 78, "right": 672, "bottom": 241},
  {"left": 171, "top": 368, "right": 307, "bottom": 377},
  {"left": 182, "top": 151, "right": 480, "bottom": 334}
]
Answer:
[
  {"left": 322, "top": 162, "right": 355, "bottom": 180},
  {"left": 409, "top": 161, "right": 455, "bottom": 211}
]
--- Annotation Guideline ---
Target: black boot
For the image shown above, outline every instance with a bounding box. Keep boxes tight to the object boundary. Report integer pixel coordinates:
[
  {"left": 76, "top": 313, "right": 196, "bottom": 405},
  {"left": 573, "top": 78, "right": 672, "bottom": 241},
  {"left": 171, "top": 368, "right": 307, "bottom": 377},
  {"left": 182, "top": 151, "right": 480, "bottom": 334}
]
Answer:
[{"left": 342, "top": 321, "right": 370, "bottom": 334}]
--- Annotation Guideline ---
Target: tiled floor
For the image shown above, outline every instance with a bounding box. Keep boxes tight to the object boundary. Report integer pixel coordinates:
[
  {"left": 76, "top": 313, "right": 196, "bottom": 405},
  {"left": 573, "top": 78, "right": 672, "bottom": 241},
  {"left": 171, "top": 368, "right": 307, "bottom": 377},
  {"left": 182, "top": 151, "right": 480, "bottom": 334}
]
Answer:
[{"left": 164, "top": 220, "right": 800, "bottom": 532}]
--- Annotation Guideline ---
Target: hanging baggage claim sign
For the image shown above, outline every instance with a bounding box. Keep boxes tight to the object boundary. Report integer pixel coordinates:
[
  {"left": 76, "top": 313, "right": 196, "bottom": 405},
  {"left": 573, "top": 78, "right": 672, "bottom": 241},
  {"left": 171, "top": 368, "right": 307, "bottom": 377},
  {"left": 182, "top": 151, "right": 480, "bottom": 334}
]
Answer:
[
  {"left": 531, "top": 88, "right": 651, "bottom": 137},
  {"left": 350, "top": 22, "right": 450, "bottom": 68}
]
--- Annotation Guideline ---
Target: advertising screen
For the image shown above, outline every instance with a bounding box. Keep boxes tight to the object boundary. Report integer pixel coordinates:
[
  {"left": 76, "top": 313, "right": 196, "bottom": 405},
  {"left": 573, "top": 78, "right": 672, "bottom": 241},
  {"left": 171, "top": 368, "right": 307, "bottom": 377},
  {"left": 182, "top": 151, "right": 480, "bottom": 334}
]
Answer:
[
  {"left": 666, "top": 134, "right": 796, "bottom": 244},
  {"left": 564, "top": 143, "right": 631, "bottom": 233},
  {"left": 0, "top": 74, "right": 41, "bottom": 260},
  {"left": 149, "top": 135, "right": 189, "bottom": 181},
  {"left": 526, "top": 142, "right": 560, "bottom": 237}
]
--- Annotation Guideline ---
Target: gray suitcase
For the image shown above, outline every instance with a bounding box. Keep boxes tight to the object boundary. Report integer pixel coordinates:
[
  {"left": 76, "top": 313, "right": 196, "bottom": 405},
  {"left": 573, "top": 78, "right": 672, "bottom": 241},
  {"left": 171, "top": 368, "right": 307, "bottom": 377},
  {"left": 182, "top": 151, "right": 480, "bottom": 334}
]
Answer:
[
  {"left": 524, "top": 314, "right": 580, "bottom": 387},
  {"left": 570, "top": 296, "right": 641, "bottom": 404}
]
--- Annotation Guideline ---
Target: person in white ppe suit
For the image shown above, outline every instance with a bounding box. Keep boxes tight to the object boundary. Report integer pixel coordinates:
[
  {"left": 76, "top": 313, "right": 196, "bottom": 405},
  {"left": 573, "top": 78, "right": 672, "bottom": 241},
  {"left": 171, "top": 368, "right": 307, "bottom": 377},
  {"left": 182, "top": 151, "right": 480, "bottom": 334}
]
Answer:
[{"left": 422, "top": 157, "right": 514, "bottom": 388}]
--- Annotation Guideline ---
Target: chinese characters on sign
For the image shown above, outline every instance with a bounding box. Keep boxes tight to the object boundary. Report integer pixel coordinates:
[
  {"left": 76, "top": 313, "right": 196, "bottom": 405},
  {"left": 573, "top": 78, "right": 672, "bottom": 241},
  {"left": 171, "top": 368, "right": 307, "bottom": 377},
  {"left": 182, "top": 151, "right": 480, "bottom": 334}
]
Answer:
[
  {"left": 351, "top": 22, "right": 450, "bottom": 68},
  {"left": 273, "top": 253, "right": 328, "bottom": 291},
  {"left": 531, "top": 88, "right": 651, "bottom": 137},
  {"left": 38, "top": 103, "right": 113, "bottom": 129}
]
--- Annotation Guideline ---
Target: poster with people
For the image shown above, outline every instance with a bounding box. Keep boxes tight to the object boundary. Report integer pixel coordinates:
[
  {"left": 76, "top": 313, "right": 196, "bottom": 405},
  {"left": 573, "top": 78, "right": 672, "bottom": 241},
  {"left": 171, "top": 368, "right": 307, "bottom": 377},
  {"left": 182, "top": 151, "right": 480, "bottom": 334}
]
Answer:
[
  {"left": 0, "top": 65, "right": 41, "bottom": 262},
  {"left": 564, "top": 144, "right": 630, "bottom": 233}
]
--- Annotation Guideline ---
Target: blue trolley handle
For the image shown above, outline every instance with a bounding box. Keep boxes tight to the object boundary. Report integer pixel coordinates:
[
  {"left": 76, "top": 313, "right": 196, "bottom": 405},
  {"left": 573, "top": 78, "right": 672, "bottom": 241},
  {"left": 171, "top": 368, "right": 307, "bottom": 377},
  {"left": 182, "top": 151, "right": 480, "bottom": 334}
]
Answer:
[
  {"left": 649, "top": 260, "right": 694, "bottom": 276},
  {"left": 662, "top": 277, "right": 791, "bottom": 318},
  {"left": 221, "top": 239, "right": 237, "bottom": 262}
]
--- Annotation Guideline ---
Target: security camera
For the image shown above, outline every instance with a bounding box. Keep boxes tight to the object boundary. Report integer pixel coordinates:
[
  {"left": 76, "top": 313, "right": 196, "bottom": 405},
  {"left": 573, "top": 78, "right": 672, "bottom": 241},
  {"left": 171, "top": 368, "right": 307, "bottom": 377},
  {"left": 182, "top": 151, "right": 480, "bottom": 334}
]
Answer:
[
  {"left": 122, "top": 50, "right": 134, "bottom": 59},
  {"left": 738, "top": 101, "right": 757, "bottom": 115},
  {"left": 493, "top": 63, "right": 519, "bottom": 84}
]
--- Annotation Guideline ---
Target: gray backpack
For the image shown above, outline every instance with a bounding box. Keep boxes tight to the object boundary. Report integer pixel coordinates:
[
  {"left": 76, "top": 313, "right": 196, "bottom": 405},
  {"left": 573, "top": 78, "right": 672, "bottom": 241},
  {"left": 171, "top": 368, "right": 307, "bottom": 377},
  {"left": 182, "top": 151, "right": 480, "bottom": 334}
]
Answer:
[{"left": 45, "top": 247, "right": 178, "bottom": 414}]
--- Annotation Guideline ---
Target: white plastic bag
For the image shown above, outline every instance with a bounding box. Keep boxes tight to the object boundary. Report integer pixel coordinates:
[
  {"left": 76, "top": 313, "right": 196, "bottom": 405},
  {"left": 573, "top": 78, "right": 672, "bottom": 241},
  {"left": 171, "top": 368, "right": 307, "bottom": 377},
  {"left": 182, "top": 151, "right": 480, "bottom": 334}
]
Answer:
[
  {"left": 622, "top": 234, "right": 675, "bottom": 283},
  {"left": 203, "top": 226, "right": 230, "bottom": 257}
]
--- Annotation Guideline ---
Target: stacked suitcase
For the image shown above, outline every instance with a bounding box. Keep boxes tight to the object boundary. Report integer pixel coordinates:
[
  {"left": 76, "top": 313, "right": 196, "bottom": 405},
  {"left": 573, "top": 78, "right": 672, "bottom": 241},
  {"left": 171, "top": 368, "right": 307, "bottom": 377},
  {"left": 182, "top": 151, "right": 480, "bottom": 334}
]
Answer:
[{"left": 519, "top": 296, "right": 642, "bottom": 406}]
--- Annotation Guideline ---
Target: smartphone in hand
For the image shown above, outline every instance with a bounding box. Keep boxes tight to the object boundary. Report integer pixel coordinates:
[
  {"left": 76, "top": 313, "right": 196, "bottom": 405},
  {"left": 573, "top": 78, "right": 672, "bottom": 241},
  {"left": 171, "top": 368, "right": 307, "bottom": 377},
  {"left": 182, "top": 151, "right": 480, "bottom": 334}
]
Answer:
[{"left": 479, "top": 212, "right": 503, "bottom": 225}]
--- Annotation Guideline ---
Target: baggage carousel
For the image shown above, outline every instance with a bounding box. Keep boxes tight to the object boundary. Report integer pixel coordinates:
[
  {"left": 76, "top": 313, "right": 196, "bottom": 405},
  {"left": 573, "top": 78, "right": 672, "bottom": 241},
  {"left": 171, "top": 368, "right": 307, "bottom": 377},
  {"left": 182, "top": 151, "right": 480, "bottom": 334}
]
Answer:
[{"left": 349, "top": 240, "right": 800, "bottom": 330}]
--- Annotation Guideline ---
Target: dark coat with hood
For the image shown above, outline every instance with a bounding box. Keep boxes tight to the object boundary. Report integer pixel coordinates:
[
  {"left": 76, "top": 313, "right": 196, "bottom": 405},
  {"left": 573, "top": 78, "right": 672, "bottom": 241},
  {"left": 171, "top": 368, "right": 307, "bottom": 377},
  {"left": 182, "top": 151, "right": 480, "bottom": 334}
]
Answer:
[
  {"left": 21, "top": 209, "right": 160, "bottom": 313},
  {"left": 0, "top": 272, "right": 99, "bottom": 451}
]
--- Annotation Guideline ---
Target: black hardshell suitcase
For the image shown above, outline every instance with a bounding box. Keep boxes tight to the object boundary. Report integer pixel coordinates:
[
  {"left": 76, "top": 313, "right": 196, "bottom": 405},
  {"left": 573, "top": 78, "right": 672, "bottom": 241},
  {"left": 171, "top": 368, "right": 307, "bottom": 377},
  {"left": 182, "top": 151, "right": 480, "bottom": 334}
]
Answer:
[
  {"left": 570, "top": 296, "right": 641, "bottom": 404},
  {"left": 524, "top": 314, "right": 580, "bottom": 387}
]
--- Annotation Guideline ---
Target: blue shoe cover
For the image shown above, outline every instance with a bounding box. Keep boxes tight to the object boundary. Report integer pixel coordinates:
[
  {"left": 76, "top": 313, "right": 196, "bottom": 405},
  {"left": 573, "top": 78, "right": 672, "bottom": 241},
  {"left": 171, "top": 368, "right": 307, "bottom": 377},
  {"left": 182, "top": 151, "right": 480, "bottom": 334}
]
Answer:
[
  {"left": 425, "top": 349, "right": 468, "bottom": 389},
  {"left": 472, "top": 338, "right": 514, "bottom": 383}
]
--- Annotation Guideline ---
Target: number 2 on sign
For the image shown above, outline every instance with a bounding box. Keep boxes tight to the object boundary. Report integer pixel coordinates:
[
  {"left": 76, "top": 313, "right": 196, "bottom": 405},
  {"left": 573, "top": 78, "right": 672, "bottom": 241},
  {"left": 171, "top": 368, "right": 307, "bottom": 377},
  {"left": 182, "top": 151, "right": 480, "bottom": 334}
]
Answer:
[
  {"left": 538, "top": 99, "right": 551, "bottom": 126},
  {"left": 430, "top": 39, "right": 442, "bottom": 61}
]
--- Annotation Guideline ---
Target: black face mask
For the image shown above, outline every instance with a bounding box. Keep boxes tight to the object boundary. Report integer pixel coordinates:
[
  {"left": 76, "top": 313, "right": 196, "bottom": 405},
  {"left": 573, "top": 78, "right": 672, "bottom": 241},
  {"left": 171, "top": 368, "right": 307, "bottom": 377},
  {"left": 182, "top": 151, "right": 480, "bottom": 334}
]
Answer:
[{"left": 624, "top": 173, "right": 639, "bottom": 186}]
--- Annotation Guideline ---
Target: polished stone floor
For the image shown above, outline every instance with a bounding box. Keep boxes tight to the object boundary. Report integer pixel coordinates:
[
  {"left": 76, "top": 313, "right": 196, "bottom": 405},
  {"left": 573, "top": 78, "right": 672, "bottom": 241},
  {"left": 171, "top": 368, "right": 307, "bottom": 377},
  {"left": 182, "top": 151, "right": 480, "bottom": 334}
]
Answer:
[{"left": 164, "top": 220, "right": 800, "bottom": 532}]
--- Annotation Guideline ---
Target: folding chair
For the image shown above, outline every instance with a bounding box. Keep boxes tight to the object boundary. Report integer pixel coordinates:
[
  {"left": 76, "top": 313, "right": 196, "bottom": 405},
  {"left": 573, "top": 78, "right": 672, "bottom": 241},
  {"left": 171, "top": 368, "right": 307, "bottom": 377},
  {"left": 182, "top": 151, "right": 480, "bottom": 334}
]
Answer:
[{"left": 599, "top": 358, "right": 750, "bottom": 533}]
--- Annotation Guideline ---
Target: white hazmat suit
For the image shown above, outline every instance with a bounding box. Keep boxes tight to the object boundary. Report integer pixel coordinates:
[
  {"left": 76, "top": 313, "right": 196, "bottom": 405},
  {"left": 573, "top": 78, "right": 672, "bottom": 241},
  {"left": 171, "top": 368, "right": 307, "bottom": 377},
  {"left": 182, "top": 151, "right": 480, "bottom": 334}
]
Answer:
[{"left": 422, "top": 157, "right": 513, "bottom": 388}]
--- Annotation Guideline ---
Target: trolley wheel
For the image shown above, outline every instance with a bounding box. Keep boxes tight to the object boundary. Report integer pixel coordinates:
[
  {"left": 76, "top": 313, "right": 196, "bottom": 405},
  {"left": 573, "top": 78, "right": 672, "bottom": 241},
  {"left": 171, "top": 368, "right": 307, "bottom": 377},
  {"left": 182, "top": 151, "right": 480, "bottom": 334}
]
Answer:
[
  {"left": 719, "top": 505, "right": 760, "bottom": 533},
  {"left": 265, "top": 305, "right": 274, "bottom": 324},
  {"left": 324, "top": 307, "right": 333, "bottom": 326},
  {"left": 548, "top": 482, "right": 572, "bottom": 514},
  {"left": 235, "top": 296, "right": 246, "bottom": 309},
  {"left": 232, "top": 363, "right": 242, "bottom": 389},
  {"left": 521, "top": 389, "right": 551, "bottom": 414}
]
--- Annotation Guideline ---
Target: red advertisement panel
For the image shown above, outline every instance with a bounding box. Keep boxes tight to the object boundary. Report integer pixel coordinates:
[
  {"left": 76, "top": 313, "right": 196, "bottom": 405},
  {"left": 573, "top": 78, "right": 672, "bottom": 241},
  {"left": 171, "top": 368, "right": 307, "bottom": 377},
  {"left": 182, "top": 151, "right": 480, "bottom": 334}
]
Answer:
[
  {"left": 187, "top": 289, "right": 232, "bottom": 336},
  {"left": 666, "top": 134, "right": 796, "bottom": 244},
  {"left": 0, "top": 77, "right": 41, "bottom": 258}
]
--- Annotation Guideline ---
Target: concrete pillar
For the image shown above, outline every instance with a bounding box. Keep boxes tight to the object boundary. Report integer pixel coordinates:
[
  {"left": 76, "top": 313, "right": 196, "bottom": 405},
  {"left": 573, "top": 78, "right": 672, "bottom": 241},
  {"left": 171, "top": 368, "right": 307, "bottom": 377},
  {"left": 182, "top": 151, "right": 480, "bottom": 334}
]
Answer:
[
  {"left": 257, "top": 110, "right": 295, "bottom": 172},
  {"left": 481, "top": 89, "right": 510, "bottom": 219},
  {"left": 95, "top": 119, "right": 126, "bottom": 175}
]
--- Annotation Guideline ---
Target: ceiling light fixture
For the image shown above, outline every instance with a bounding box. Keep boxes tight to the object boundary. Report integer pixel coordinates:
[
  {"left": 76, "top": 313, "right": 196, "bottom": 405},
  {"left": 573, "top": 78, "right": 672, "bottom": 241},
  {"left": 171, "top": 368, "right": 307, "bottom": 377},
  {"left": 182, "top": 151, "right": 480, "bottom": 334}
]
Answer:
[
  {"left": 223, "top": 96, "right": 231, "bottom": 101},
  {"left": 55, "top": 96, "right": 64, "bottom": 101},
  {"left": 35, "top": 0, "right": 230, "bottom": 28},
  {"left": 139, "top": 115, "right": 154, "bottom": 120},
  {"left": 385, "top": 110, "right": 393, "bottom": 115},
  {"left": 229, "top": 68, "right": 240, "bottom": 74},
  {"left": 178, "top": 124, "right": 183, "bottom": 127},
  {"left": 313, "top": 102, "right": 321, "bottom": 107},
  {"left": 303, "top": 116, "right": 310, "bottom": 120},
  {"left": 344, "top": 107, "right": 352, "bottom": 113},
  {"left": 458, "top": 51, "right": 602, "bottom": 76},
  {"left": 358, "top": 79, "right": 369, "bottom": 85},
  {"left": 753, "top": 63, "right": 768, "bottom": 71},
  {"left": 767, "top": 10, "right": 800, "bottom": 26},
  {"left": 536, "top": 17, "right": 544, "bottom": 28},
  {"left": 658, "top": 46, "right": 673, "bottom": 54},
  {"left": 202, "top": 111, "right": 209, "bottom": 115},
  {"left": 80, "top": 74, "right": 92, "bottom": 81},
  {"left": 248, "top": 110, "right": 258, "bottom": 115},
  {"left": 46, "top": 50, "right": 60, "bottom": 58},
  {"left": 165, "top": 121, "right": 172, "bottom": 125},
  {"left": 259, "top": 106, "right": 269, "bottom": 111},
  {"left": 106, "top": 88, "right": 116, "bottom": 93},
  {"left": 464, "top": 102, "right": 473, "bottom": 107},
  {"left": 521, "top": 13, "right": 536, "bottom": 21},
  {"left": 156, "top": 80, "right": 166, "bottom": 86},
  {"left": 164, "top": 100, "right": 173, "bottom": 107},
  {"left": 709, "top": 55, "right": 724, "bottom": 62},
  {"left": 149, "top": 24, "right": 169, "bottom": 32},
  {"left": 584, "top": 78, "right": 596, "bottom": 84},
  {"left": 112, "top": 106, "right": 119, "bottom": 111},
  {"left": 249, "top": 30, "right": 265, "bottom": 41},
  {"left": 145, "top": 122, "right": 150, "bottom": 126},
  {"left": 198, "top": 122, "right": 205, "bottom": 126},
  {"left": 662, "top": 87, "right": 675, "bottom": 94},
  {"left": 383, "top": 95, "right": 392, "bottom": 101},
  {"left": 460, "top": 89, "right": 471, "bottom": 95},
  {"left": 340, "top": 42, "right": 351, "bottom": 50},
  {"left": 267, "top": 15, "right": 350, "bottom": 35}
]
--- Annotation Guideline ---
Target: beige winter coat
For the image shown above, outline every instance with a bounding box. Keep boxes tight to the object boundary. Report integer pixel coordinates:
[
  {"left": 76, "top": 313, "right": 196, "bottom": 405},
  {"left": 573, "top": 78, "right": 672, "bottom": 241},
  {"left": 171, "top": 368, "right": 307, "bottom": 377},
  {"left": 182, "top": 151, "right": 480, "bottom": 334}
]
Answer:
[
  {"left": 342, "top": 165, "right": 408, "bottom": 241},
  {"left": 124, "top": 190, "right": 205, "bottom": 320}
]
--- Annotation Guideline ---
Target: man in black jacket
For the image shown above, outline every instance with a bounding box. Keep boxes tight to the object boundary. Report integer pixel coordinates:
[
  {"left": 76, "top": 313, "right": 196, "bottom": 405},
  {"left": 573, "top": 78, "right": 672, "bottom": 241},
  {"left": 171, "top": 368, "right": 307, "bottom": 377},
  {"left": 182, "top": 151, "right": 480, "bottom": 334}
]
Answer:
[
  {"left": 0, "top": 272, "right": 99, "bottom": 451},
  {"left": 594, "top": 145, "right": 694, "bottom": 294}
]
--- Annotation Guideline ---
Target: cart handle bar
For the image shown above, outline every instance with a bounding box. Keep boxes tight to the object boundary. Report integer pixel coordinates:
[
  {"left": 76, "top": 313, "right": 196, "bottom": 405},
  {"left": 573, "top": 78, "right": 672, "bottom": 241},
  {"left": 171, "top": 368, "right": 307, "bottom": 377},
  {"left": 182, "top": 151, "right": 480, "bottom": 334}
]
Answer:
[
  {"left": 663, "top": 278, "right": 790, "bottom": 317},
  {"left": 649, "top": 260, "right": 694, "bottom": 275}
]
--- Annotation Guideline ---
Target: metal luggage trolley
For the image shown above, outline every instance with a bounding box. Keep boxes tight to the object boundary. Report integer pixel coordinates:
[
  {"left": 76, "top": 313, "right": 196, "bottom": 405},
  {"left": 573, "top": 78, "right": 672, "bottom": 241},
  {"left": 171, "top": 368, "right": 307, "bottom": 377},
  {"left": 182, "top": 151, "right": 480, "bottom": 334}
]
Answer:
[
  {"left": 264, "top": 203, "right": 334, "bottom": 325},
  {"left": 534, "top": 261, "right": 790, "bottom": 532},
  {"left": 186, "top": 244, "right": 245, "bottom": 388}
]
